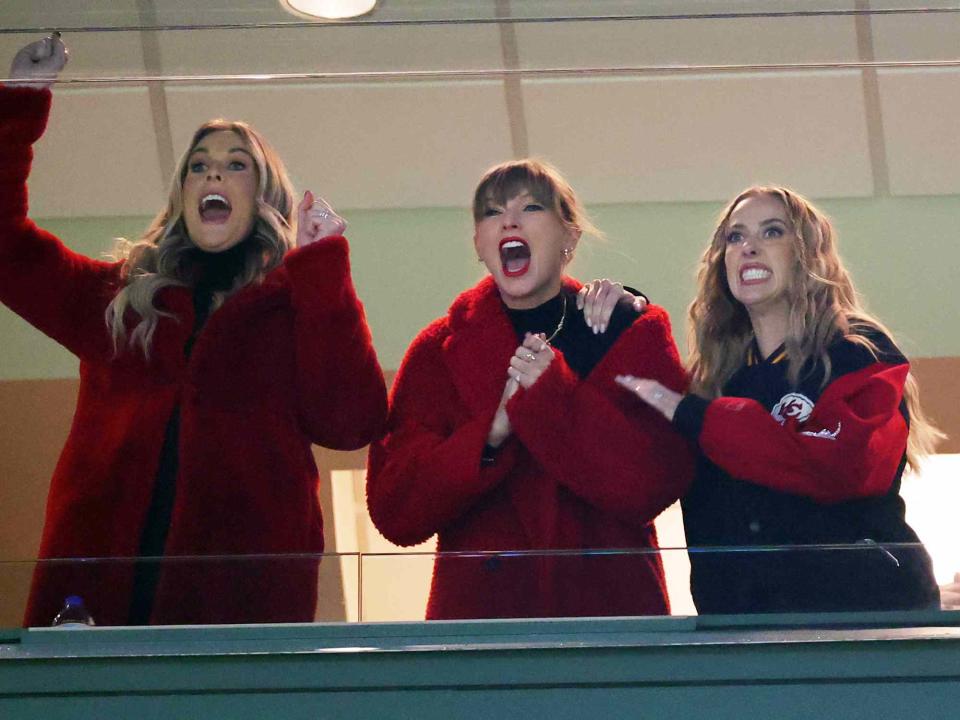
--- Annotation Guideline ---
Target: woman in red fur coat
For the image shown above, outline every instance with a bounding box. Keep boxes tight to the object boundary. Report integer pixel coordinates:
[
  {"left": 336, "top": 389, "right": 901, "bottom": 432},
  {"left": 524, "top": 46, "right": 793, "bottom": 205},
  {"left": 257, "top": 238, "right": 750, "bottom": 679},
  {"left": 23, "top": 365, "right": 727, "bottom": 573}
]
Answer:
[
  {"left": 2, "top": 37, "right": 386, "bottom": 625},
  {"left": 367, "top": 159, "right": 693, "bottom": 619}
]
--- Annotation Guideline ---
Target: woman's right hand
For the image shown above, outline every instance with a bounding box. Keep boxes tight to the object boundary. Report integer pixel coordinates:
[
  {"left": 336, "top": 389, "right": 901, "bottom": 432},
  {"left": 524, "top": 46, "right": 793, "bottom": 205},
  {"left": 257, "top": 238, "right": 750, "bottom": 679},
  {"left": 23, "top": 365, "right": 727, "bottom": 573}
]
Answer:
[
  {"left": 8, "top": 34, "right": 68, "bottom": 90},
  {"left": 576, "top": 278, "right": 646, "bottom": 334},
  {"left": 486, "top": 375, "right": 520, "bottom": 448},
  {"left": 296, "top": 190, "right": 348, "bottom": 247},
  {"left": 615, "top": 375, "right": 682, "bottom": 423}
]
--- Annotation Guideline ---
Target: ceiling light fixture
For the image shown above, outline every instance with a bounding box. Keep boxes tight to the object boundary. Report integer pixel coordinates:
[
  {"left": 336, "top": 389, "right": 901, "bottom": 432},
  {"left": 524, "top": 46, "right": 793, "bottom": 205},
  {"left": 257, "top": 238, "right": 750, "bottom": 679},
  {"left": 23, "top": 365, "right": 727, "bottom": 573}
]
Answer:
[{"left": 280, "top": 0, "right": 376, "bottom": 20}]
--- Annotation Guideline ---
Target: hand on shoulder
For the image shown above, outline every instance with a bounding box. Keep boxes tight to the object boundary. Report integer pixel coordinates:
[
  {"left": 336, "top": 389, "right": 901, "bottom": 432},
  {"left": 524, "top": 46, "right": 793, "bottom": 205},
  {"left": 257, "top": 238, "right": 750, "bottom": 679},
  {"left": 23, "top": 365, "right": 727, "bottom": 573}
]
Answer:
[{"left": 576, "top": 278, "right": 647, "bottom": 334}]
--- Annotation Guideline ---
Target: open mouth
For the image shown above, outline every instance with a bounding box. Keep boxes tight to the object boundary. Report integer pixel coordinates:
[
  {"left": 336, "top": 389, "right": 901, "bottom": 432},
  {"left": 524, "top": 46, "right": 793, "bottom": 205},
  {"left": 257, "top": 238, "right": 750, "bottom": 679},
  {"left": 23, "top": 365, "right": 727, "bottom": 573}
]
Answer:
[
  {"left": 740, "top": 265, "right": 771, "bottom": 284},
  {"left": 499, "top": 238, "right": 531, "bottom": 277},
  {"left": 199, "top": 193, "right": 232, "bottom": 224}
]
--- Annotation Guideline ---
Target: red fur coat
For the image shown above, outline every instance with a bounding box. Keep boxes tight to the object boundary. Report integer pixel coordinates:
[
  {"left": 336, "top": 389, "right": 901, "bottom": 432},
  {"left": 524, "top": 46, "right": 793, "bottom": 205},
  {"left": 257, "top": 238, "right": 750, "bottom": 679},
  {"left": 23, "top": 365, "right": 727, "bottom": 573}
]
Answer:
[
  {"left": 367, "top": 277, "right": 693, "bottom": 619},
  {"left": 0, "top": 87, "right": 387, "bottom": 626}
]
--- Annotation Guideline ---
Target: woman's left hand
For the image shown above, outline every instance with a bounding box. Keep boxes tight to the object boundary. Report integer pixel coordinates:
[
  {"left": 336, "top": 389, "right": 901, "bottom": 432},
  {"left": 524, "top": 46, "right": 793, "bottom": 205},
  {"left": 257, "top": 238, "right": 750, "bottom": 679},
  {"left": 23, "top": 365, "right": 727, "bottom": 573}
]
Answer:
[
  {"left": 615, "top": 375, "right": 682, "bottom": 422},
  {"left": 297, "top": 190, "right": 347, "bottom": 247},
  {"left": 508, "top": 333, "right": 555, "bottom": 390}
]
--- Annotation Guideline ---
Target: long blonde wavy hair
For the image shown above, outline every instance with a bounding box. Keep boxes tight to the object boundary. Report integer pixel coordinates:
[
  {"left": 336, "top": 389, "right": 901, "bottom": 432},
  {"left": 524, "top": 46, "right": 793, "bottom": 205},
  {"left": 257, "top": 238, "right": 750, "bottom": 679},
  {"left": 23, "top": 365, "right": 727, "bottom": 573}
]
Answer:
[
  {"left": 687, "top": 185, "right": 943, "bottom": 470},
  {"left": 105, "top": 119, "right": 296, "bottom": 356}
]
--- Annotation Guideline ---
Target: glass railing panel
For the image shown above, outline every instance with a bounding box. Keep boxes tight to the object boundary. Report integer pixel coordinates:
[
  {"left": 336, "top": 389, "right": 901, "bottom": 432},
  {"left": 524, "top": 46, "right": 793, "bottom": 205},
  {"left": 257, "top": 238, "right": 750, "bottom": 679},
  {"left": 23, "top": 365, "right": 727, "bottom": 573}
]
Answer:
[
  {"left": 360, "top": 547, "right": 680, "bottom": 622},
  {"left": 0, "top": 552, "right": 359, "bottom": 629},
  {"left": 683, "top": 542, "right": 943, "bottom": 617},
  {"left": 2, "top": 543, "right": 953, "bottom": 629},
  {"left": 360, "top": 543, "right": 949, "bottom": 623}
]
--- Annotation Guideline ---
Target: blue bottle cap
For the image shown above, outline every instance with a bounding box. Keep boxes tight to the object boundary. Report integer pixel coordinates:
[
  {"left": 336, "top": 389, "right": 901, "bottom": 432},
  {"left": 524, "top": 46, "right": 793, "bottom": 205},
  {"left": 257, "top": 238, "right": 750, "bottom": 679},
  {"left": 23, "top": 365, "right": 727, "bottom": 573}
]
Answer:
[{"left": 64, "top": 595, "right": 85, "bottom": 607}]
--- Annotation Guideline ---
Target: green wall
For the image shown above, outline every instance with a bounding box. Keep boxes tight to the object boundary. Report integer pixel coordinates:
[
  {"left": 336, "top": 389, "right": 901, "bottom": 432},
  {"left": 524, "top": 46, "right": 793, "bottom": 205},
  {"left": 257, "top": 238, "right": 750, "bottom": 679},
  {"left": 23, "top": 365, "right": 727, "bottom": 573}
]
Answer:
[{"left": 2, "top": 194, "right": 957, "bottom": 380}]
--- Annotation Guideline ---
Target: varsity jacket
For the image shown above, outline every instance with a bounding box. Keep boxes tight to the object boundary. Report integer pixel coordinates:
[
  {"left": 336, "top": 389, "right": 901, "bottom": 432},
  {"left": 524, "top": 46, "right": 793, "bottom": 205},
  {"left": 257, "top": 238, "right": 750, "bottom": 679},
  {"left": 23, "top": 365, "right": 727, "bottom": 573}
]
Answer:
[{"left": 675, "top": 330, "right": 938, "bottom": 613}]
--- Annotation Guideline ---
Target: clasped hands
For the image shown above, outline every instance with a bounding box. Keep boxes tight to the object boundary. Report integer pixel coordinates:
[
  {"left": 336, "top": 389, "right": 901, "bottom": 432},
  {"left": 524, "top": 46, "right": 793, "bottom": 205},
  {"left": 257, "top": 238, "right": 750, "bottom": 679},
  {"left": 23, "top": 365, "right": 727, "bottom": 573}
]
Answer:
[{"left": 486, "top": 333, "right": 554, "bottom": 448}]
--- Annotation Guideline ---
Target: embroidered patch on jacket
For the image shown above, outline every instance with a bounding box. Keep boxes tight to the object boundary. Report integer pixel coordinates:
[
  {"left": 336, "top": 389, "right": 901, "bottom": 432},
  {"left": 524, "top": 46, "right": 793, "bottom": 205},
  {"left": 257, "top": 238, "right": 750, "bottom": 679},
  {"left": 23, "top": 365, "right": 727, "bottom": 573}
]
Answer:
[
  {"left": 771, "top": 392, "right": 815, "bottom": 424},
  {"left": 800, "top": 422, "right": 842, "bottom": 440}
]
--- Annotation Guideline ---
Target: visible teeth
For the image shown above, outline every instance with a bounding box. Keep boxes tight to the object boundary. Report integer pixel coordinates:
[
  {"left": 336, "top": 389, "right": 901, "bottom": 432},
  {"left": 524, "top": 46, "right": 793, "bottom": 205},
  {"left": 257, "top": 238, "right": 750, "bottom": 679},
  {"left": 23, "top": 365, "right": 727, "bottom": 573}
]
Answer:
[
  {"left": 502, "top": 240, "right": 525, "bottom": 250},
  {"left": 201, "top": 193, "right": 229, "bottom": 208},
  {"left": 741, "top": 268, "right": 770, "bottom": 281}
]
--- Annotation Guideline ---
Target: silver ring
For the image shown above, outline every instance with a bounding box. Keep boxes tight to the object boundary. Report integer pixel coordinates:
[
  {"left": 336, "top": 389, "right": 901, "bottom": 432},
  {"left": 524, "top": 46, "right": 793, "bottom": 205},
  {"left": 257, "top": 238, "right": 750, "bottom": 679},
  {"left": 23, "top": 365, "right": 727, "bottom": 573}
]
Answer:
[{"left": 524, "top": 352, "right": 536, "bottom": 362}]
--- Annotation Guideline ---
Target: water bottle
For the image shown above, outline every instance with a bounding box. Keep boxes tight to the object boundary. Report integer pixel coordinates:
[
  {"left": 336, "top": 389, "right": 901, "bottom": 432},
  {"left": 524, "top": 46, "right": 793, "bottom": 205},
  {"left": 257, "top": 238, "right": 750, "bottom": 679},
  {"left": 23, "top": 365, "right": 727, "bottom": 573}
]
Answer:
[{"left": 51, "top": 595, "right": 96, "bottom": 628}]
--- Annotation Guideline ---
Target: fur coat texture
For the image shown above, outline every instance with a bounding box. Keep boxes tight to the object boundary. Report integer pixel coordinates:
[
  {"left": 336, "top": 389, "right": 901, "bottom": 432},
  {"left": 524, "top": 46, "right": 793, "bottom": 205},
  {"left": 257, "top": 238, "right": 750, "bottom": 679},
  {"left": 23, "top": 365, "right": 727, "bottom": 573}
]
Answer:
[
  {"left": 367, "top": 276, "right": 693, "bottom": 619},
  {"left": 0, "top": 86, "right": 387, "bottom": 625}
]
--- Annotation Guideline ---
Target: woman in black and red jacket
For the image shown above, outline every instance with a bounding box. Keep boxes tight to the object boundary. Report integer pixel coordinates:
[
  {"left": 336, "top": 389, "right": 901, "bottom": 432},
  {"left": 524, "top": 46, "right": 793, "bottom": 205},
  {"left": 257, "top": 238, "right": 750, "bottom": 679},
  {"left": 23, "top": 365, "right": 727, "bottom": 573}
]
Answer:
[{"left": 615, "top": 185, "right": 941, "bottom": 613}]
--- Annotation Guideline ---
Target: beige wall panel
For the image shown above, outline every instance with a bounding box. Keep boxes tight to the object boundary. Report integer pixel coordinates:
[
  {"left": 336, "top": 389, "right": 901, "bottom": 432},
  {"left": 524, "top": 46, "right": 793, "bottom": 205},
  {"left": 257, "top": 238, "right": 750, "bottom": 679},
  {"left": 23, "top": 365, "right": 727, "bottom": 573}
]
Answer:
[
  {"left": 27, "top": 88, "right": 166, "bottom": 218},
  {"left": 150, "top": 0, "right": 499, "bottom": 26},
  {"left": 879, "top": 69, "right": 960, "bottom": 196},
  {"left": 0, "top": 1, "right": 141, "bottom": 31},
  {"left": 912, "top": 357, "right": 960, "bottom": 455},
  {"left": 0, "top": 379, "right": 77, "bottom": 627},
  {"left": 872, "top": 8, "right": 960, "bottom": 62},
  {"left": 164, "top": 82, "right": 514, "bottom": 209},
  {"left": 515, "top": 14, "right": 858, "bottom": 70},
  {"left": 155, "top": 24, "right": 503, "bottom": 77},
  {"left": 523, "top": 73, "right": 874, "bottom": 204}
]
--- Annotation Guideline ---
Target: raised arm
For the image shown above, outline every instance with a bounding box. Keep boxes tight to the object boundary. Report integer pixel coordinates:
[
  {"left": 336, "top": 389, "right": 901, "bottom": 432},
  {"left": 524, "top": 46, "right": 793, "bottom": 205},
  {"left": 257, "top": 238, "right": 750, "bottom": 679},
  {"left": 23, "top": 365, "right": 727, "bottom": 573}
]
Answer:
[
  {"left": 506, "top": 306, "right": 694, "bottom": 524},
  {"left": 0, "top": 37, "right": 120, "bottom": 361},
  {"left": 284, "top": 196, "right": 387, "bottom": 450}
]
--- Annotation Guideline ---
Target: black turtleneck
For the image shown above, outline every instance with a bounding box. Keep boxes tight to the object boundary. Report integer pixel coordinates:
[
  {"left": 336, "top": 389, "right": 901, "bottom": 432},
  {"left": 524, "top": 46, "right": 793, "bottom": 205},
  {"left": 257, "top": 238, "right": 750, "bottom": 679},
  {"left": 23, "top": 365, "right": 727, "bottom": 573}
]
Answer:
[
  {"left": 129, "top": 242, "right": 252, "bottom": 624},
  {"left": 184, "top": 242, "right": 250, "bottom": 353},
  {"left": 503, "top": 287, "right": 639, "bottom": 379}
]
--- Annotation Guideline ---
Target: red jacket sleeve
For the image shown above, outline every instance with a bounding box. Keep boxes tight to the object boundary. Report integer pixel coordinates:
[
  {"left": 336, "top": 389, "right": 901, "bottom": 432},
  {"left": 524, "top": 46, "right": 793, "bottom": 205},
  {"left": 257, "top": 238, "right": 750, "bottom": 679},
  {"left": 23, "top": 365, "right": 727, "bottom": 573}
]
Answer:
[
  {"left": 284, "top": 236, "right": 387, "bottom": 451},
  {"left": 365, "top": 324, "right": 522, "bottom": 546},
  {"left": 506, "top": 306, "right": 694, "bottom": 524},
  {"left": 694, "top": 362, "right": 909, "bottom": 503},
  {"left": 0, "top": 86, "right": 119, "bottom": 362}
]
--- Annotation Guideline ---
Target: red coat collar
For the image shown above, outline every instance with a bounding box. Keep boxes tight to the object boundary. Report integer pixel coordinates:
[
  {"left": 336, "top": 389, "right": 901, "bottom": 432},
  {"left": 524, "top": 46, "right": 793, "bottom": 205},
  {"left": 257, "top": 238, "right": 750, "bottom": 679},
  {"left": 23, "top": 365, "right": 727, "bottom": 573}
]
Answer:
[
  {"left": 143, "top": 263, "right": 292, "bottom": 379},
  {"left": 441, "top": 275, "right": 582, "bottom": 419}
]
